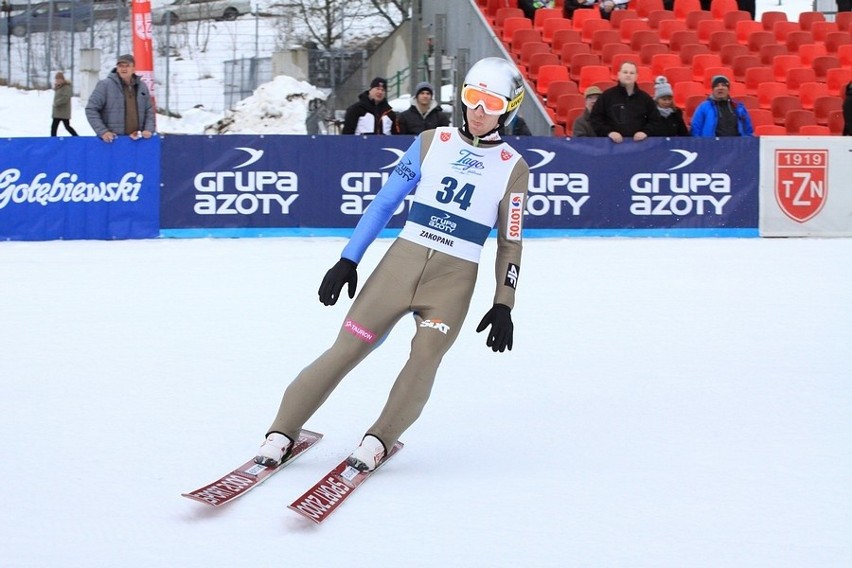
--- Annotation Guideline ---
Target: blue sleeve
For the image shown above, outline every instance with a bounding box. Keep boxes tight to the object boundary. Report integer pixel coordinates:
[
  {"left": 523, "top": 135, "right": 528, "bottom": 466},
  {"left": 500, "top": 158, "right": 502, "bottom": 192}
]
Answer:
[
  {"left": 739, "top": 104, "right": 754, "bottom": 137},
  {"left": 690, "top": 105, "right": 704, "bottom": 137},
  {"left": 341, "top": 135, "right": 424, "bottom": 263}
]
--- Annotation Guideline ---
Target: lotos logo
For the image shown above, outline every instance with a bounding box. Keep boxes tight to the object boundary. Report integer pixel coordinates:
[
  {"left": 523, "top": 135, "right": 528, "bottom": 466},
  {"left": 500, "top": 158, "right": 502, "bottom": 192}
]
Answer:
[
  {"left": 506, "top": 192, "right": 524, "bottom": 240},
  {"left": 774, "top": 149, "right": 828, "bottom": 223},
  {"left": 419, "top": 319, "right": 450, "bottom": 334}
]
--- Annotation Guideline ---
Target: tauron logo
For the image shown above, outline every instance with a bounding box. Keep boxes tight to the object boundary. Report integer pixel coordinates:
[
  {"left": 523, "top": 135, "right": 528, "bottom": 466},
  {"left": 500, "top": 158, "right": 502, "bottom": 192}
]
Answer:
[{"left": 344, "top": 319, "right": 377, "bottom": 343}]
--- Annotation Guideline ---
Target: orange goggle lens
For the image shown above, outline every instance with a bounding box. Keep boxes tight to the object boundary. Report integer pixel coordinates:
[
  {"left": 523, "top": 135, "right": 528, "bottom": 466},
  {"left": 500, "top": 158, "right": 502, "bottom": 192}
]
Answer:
[{"left": 461, "top": 85, "right": 509, "bottom": 115}]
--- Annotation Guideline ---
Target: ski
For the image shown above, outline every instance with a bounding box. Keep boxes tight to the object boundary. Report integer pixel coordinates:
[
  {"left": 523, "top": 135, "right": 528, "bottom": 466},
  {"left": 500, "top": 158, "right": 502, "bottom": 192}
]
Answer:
[
  {"left": 181, "top": 429, "right": 323, "bottom": 507},
  {"left": 288, "top": 441, "right": 403, "bottom": 524}
]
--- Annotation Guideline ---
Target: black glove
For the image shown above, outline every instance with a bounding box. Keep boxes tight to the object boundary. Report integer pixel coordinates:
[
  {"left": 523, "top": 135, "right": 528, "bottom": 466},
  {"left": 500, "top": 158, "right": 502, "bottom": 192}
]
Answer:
[
  {"left": 476, "top": 304, "right": 513, "bottom": 352},
  {"left": 318, "top": 258, "right": 358, "bottom": 306}
]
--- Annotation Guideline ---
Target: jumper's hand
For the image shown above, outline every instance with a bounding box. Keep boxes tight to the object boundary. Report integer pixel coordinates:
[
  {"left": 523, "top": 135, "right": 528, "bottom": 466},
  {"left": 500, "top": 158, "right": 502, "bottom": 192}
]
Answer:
[
  {"left": 318, "top": 259, "right": 358, "bottom": 306},
  {"left": 476, "top": 304, "right": 514, "bottom": 352}
]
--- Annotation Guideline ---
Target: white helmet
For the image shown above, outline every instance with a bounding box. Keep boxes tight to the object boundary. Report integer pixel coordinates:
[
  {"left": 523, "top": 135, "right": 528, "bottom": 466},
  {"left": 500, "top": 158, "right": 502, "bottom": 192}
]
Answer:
[{"left": 461, "top": 57, "right": 525, "bottom": 131}]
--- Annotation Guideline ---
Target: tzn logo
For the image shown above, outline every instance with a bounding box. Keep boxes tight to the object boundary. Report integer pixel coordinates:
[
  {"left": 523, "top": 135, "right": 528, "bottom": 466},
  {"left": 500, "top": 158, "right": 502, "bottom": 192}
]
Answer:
[
  {"left": 774, "top": 149, "right": 827, "bottom": 223},
  {"left": 629, "top": 149, "right": 731, "bottom": 216},
  {"left": 341, "top": 148, "right": 413, "bottom": 215},
  {"left": 193, "top": 147, "right": 299, "bottom": 216},
  {"left": 523, "top": 149, "right": 589, "bottom": 216}
]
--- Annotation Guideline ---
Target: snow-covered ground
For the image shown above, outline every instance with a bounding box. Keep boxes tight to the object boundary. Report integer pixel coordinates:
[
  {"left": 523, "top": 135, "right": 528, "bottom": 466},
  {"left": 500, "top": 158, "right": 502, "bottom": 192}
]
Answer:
[{"left": 0, "top": 236, "right": 850, "bottom": 567}]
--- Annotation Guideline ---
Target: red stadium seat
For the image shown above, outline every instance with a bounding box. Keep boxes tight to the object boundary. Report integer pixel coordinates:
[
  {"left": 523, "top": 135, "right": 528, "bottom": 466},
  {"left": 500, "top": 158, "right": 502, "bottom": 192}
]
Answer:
[
  {"left": 570, "top": 53, "right": 603, "bottom": 82},
  {"left": 735, "top": 20, "right": 764, "bottom": 44},
  {"left": 797, "top": 11, "right": 826, "bottom": 32},
  {"left": 760, "top": 11, "right": 787, "bottom": 32},
  {"left": 692, "top": 53, "right": 722, "bottom": 82},
  {"left": 754, "top": 124, "right": 786, "bottom": 135},
  {"left": 836, "top": 12, "right": 852, "bottom": 33},
  {"left": 674, "top": 0, "right": 702, "bottom": 20},
  {"left": 731, "top": 54, "right": 762, "bottom": 83},
  {"left": 572, "top": 8, "right": 602, "bottom": 31},
  {"left": 785, "top": 31, "right": 815, "bottom": 53},
  {"left": 685, "top": 11, "right": 713, "bottom": 31},
  {"left": 784, "top": 67, "right": 816, "bottom": 95},
  {"left": 812, "top": 56, "right": 841, "bottom": 83},
  {"left": 708, "top": 31, "right": 738, "bottom": 53},
  {"left": 824, "top": 32, "right": 852, "bottom": 54},
  {"left": 582, "top": 18, "right": 614, "bottom": 44},
  {"left": 591, "top": 29, "right": 622, "bottom": 53},
  {"left": 579, "top": 65, "right": 612, "bottom": 91},
  {"left": 542, "top": 18, "right": 574, "bottom": 45},
  {"left": 798, "top": 124, "right": 831, "bottom": 135},
  {"left": 744, "top": 66, "right": 774, "bottom": 95},
  {"left": 669, "top": 30, "right": 700, "bottom": 53},
  {"left": 610, "top": 9, "right": 641, "bottom": 29},
  {"left": 813, "top": 95, "right": 842, "bottom": 125},
  {"left": 559, "top": 41, "right": 591, "bottom": 65},
  {"left": 551, "top": 29, "right": 583, "bottom": 52},
  {"left": 757, "top": 81, "right": 787, "bottom": 109},
  {"left": 651, "top": 53, "right": 683, "bottom": 76},
  {"left": 758, "top": 43, "right": 787, "bottom": 66},
  {"left": 535, "top": 64, "right": 570, "bottom": 96},
  {"left": 723, "top": 11, "right": 752, "bottom": 32},
  {"left": 771, "top": 95, "right": 802, "bottom": 124},
  {"left": 640, "top": 43, "right": 671, "bottom": 65},
  {"left": 545, "top": 80, "right": 579, "bottom": 112},
  {"left": 564, "top": 107, "right": 587, "bottom": 136},
  {"left": 826, "top": 67, "right": 852, "bottom": 97},
  {"left": 659, "top": 19, "right": 689, "bottom": 44},
  {"left": 810, "top": 21, "right": 839, "bottom": 42},
  {"left": 747, "top": 108, "right": 774, "bottom": 128},
  {"left": 710, "top": 0, "right": 738, "bottom": 20},
  {"left": 673, "top": 80, "right": 706, "bottom": 108},
  {"left": 635, "top": 0, "right": 665, "bottom": 18},
  {"left": 827, "top": 110, "right": 844, "bottom": 134},
  {"left": 647, "top": 9, "right": 676, "bottom": 30},
  {"left": 528, "top": 52, "right": 561, "bottom": 82},
  {"left": 662, "top": 65, "right": 695, "bottom": 87},
  {"left": 601, "top": 42, "right": 632, "bottom": 64},
  {"left": 678, "top": 42, "right": 710, "bottom": 65},
  {"left": 784, "top": 109, "right": 817, "bottom": 134},
  {"left": 772, "top": 54, "right": 802, "bottom": 82},
  {"left": 798, "top": 43, "right": 827, "bottom": 66},
  {"left": 798, "top": 82, "right": 830, "bottom": 110},
  {"left": 720, "top": 40, "right": 749, "bottom": 66}
]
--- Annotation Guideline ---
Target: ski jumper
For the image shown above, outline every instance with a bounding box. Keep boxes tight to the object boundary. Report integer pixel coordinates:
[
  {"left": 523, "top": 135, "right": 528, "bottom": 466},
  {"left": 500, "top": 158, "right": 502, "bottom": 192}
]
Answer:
[{"left": 267, "top": 127, "right": 530, "bottom": 450}]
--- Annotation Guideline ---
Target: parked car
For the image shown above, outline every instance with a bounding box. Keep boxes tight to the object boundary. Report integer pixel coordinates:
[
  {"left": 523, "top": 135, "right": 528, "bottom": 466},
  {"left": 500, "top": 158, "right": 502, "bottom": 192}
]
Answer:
[
  {"left": 2, "top": 1, "right": 93, "bottom": 36},
  {"left": 152, "top": 0, "right": 251, "bottom": 25}
]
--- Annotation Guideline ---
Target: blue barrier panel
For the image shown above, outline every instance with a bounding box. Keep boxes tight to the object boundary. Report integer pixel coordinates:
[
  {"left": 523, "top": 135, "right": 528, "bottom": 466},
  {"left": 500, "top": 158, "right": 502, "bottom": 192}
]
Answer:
[
  {"left": 0, "top": 136, "right": 160, "bottom": 241},
  {"left": 160, "top": 135, "right": 758, "bottom": 238}
]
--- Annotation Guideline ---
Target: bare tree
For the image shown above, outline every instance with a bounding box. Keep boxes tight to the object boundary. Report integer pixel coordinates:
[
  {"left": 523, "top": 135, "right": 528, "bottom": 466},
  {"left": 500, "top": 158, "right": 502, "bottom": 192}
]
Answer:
[{"left": 293, "top": 0, "right": 408, "bottom": 50}]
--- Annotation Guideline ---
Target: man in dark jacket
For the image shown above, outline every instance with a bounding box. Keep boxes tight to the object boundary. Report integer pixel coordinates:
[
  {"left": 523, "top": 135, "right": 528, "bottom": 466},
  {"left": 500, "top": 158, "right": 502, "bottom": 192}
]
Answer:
[
  {"left": 342, "top": 77, "right": 396, "bottom": 135},
  {"left": 85, "top": 54, "right": 155, "bottom": 143},
  {"left": 394, "top": 81, "right": 449, "bottom": 135},
  {"left": 590, "top": 61, "right": 659, "bottom": 143},
  {"left": 843, "top": 81, "right": 852, "bottom": 136}
]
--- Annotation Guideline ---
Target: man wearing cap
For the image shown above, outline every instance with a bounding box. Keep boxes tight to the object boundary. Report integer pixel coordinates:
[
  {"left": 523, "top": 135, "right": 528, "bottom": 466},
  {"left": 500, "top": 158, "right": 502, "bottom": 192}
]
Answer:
[
  {"left": 342, "top": 76, "right": 396, "bottom": 135},
  {"left": 394, "top": 81, "right": 449, "bottom": 135},
  {"left": 85, "top": 54, "right": 155, "bottom": 143},
  {"left": 571, "top": 85, "right": 602, "bottom": 137},
  {"left": 690, "top": 75, "right": 753, "bottom": 137}
]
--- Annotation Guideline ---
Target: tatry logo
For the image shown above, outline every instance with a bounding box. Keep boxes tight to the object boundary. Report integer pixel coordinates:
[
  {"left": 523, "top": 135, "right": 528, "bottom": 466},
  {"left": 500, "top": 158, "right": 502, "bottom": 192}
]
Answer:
[
  {"left": 500, "top": 149, "right": 513, "bottom": 161},
  {"left": 775, "top": 149, "right": 828, "bottom": 223},
  {"left": 440, "top": 131, "right": 451, "bottom": 142}
]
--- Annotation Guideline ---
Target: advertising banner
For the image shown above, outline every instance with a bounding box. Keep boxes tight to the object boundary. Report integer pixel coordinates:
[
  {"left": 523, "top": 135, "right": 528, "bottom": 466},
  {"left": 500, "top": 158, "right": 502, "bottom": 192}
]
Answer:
[
  {"left": 131, "top": 0, "right": 156, "bottom": 102},
  {"left": 160, "top": 135, "right": 759, "bottom": 238},
  {"left": 0, "top": 137, "right": 160, "bottom": 241},
  {"left": 759, "top": 136, "right": 852, "bottom": 237}
]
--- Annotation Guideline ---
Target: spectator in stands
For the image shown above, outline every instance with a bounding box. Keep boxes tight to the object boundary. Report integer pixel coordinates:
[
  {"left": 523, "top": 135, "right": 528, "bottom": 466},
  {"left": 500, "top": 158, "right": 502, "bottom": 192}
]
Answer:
[
  {"left": 737, "top": 0, "right": 755, "bottom": 19},
  {"left": 843, "top": 81, "right": 852, "bottom": 136},
  {"left": 500, "top": 114, "right": 532, "bottom": 136},
  {"left": 590, "top": 61, "right": 659, "bottom": 142},
  {"left": 394, "top": 81, "right": 449, "bottom": 135},
  {"left": 571, "top": 85, "right": 602, "bottom": 137},
  {"left": 85, "top": 54, "right": 155, "bottom": 143},
  {"left": 649, "top": 76, "right": 689, "bottom": 136},
  {"left": 519, "top": 0, "right": 555, "bottom": 20},
  {"left": 342, "top": 77, "right": 396, "bottom": 135},
  {"left": 51, "top": 72, "right": 78, "bottom": 137},
  {"left": 690, "top": 75, "right": 754, "bottom": 137},
  {"left": 563, "top": 0, "right": 629, "bottom": 20}
]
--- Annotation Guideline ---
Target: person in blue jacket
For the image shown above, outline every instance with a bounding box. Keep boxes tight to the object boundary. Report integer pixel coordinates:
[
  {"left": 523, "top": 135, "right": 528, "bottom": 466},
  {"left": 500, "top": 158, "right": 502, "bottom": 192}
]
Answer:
[{"left": 690, "top": 75, "right": 754, "bottom": 137}]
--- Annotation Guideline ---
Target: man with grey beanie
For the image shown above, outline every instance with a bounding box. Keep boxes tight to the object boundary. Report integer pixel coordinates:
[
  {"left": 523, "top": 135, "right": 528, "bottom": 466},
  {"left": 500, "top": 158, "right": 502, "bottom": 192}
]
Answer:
[{"left": 394, "top": 81, "right": 449, "bottom": 135}]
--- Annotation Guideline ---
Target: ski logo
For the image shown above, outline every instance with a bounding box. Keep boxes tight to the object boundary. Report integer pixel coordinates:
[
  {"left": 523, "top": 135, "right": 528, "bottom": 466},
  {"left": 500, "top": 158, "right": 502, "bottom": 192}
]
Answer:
[
  {"left": 504, "top": 263, "right": 519, "bottom": 289},
  {"left": 420, "top": 319, "right": 450, "bottom": 334},
  {"left": 774, "top": 149, "right": 828, "bottom": 223}
]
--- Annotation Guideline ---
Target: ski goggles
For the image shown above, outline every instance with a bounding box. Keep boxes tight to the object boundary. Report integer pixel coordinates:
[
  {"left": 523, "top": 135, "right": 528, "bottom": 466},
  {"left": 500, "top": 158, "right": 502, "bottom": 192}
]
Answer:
[{"left": 461, "top": 84, "right": 522, "bottom": 116}]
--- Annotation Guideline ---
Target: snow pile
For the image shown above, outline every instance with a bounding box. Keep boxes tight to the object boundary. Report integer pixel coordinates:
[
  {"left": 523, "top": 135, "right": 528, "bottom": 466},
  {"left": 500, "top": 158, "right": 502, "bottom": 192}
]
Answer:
[{"left": 202, "top": 75, "right": 327, "bottom": 135}]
